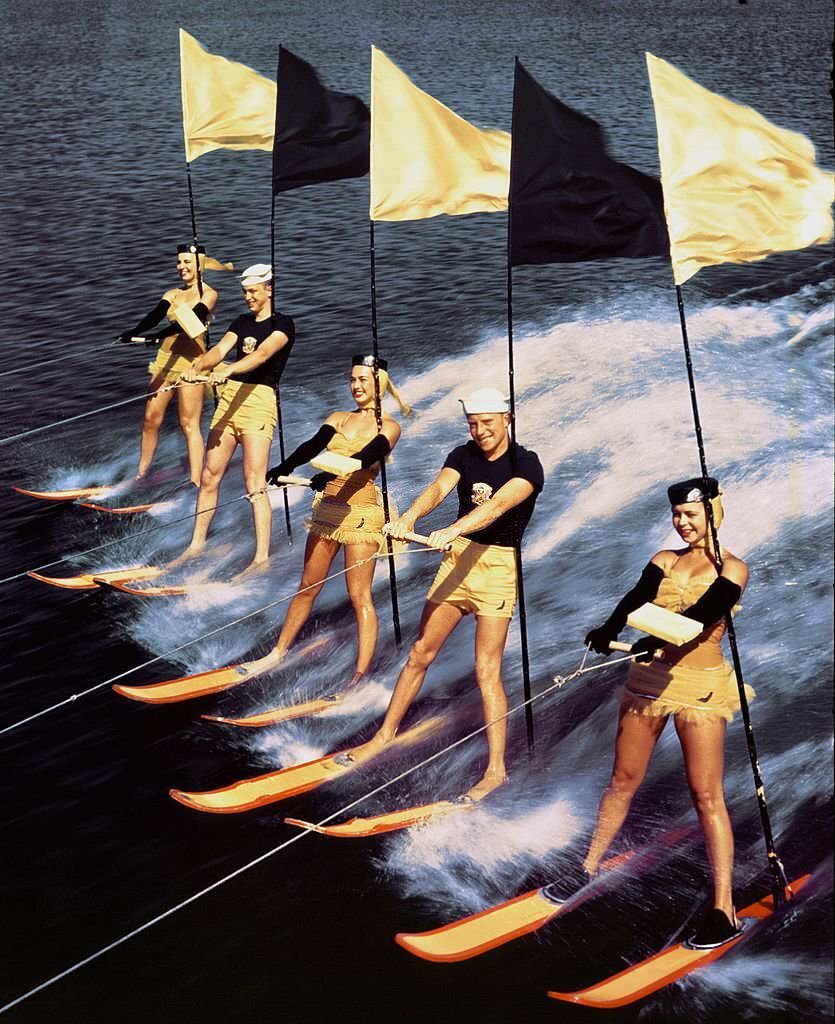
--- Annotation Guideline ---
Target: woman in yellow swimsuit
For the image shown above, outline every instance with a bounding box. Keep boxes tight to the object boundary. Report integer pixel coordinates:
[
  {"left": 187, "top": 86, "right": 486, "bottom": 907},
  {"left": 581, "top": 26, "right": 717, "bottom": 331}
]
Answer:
[
  {"left": 548, "top": 477, "right": 751, "bottom": 951},
  {"left": 119, "top": 244, "right": 218, "bottom": 485},
  {"left": 242, "top": 355, "right": 402, "bottom": 685}
]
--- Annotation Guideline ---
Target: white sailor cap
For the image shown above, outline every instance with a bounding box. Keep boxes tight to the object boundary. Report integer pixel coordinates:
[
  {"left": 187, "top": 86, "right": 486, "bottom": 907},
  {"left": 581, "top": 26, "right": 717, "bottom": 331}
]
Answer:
[
  {"left": 239, "top": 263, "right": 273, "bottom": 286},
  {"left": 458, "top": 387, "right": 509, "bottom": 415}
]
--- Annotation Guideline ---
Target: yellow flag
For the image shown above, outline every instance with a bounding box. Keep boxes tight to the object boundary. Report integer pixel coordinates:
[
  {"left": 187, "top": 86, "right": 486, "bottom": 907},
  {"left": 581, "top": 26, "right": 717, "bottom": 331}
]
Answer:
[
  {"left": 180, "top": 29, "right": 277, "bottom": 162},
  {"left": 646, "top": 53, "right": 834, "bottom": 285},
  {"left": 370, "top": 47, "right": 510, "bottom": 221}
]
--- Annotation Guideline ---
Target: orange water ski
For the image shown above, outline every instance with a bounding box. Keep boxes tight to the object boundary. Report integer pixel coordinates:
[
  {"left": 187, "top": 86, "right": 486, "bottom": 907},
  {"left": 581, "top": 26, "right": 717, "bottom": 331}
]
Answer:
[
  {"left": 114, "top": 637, "right": 335, "bottom": 705},
  {"left": 285, "top": 800, "right": 471, "bottom": 838},
  {"left": 396, "top": 851, "right": 636, "bottom": 963},
  {"left": 398, "top": 889, "right": 565, "bottom": 963},
  {"left": 202, "top": 695, "right": 343, "bottom": 727},
  {"left": 13, "top": 484, "right": 114, "bottom": 502},
  {"left": 169, "top": 716, "right": 443, "bottom": 814},
  {"left": 547, "top": 874, "right": 811, "bottom": 1008},
  {"left": 27, "top": 565, "right": 164, "bottom": 591},
  {"left": 96, "top": 580, "right": 197, "bottom": 596},
  {"left": 113, "top": 664, "right": 249, "bottom": 703},
  {"left": 78, "top": 500, "right": 156, "bottom": 515}
]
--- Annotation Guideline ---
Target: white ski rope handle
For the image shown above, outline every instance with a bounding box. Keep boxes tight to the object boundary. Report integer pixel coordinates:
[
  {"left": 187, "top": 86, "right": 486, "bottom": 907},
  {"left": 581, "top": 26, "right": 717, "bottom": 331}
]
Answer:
[
  {"left": 609, "top": 639, "right": 664, "bottom": 661},
  {"left": 382, "top": 525, "right": 453, "bottom": 553},
  {"left": 608, "top": 641, "right": 633, "bottom": 652},
  {"left": 268, "top": 474, "right": 311, "bottom": 488}
]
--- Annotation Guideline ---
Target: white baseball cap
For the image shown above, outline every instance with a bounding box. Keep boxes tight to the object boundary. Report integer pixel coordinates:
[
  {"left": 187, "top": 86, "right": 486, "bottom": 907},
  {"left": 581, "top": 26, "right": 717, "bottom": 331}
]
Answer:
[
  {"left": 458, "top": 387, "right": 509, "bottom": 415},
  {"left": 240, "top": 263, "right": 273, "bottom": 286}
]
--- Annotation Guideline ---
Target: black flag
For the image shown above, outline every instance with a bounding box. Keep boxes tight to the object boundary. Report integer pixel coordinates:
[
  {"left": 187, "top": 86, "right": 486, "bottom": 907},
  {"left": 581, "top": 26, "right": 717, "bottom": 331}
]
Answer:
[
  {"left": 273, "top": 46, "right": 370, "bottom": 193},
  {"left": 510, "top": 59, "right": 668, "bottom": 266}
]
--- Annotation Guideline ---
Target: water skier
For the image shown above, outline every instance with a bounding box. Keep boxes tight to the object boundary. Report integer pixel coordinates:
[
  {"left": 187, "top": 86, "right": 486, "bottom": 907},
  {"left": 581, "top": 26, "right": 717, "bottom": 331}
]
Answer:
[
  {"left": 119, "top": 243, "right": 218, "bottom": 486},
  {"left": 344, "top": 387, "right": 544, "bottom": 802},
  {"left": 553, "top": 477, "right": 751, "bottom": 949},
  {"left": 171, "top": 263, "right": 294, "bottom": 578},
  {"left": 240, "top": 354, "right": 402, "bottom": 686}
]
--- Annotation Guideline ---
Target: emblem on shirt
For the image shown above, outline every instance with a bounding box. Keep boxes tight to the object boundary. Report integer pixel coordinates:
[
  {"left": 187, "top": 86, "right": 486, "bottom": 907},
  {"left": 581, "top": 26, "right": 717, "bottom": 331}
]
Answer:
[
  {"left": 471, "top": 482, "right": 493, "bottom": 506},
  {"left": 242, "top": 336, "right": 257, "bottom": 354}
]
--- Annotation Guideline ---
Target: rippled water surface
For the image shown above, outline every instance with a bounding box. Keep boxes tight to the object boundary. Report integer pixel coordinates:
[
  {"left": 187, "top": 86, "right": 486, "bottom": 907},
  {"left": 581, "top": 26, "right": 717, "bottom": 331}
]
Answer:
[{"left": 1, "top": 2, "right": 833, "bottom": 1022}]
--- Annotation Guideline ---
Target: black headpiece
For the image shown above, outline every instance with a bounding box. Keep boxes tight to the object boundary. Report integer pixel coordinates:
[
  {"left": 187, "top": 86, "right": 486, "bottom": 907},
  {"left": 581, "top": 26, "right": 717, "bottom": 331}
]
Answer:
[
  {"left": 176, "top": 243, "right": 206, "bottom": 255},
  {"left": 667, "top": 477, "right": 720, "bottom": 505},
  {"left": 351, "top": 353, "right": 388, "bottom": 371}
]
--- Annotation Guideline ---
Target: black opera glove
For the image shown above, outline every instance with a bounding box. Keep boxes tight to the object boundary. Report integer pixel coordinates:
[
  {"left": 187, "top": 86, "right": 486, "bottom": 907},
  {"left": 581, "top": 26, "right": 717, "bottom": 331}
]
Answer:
[
  {"left": 585, "top": 562, "right": 665, "bottom": 655},
  {"left": 309, "top": 472, "right": 335, "bottom": 492},
  {"left": 350, "top": 433, "right": 391, "bottom": 468},
  {"left": 192, "top": 301, "right": 210, "bottom": 323},
  {"left": 143, "top": 326, "right": 177, "bottom": 347},
  {"left": 585, "top": 625, "right": 620, "bottom": 656},
  {"left": 682, "top": 576, "right": 742, "bottom": 627},
  {"left": 266, "top": 424, "right": 338, "bottom": 483},
  {"left": 630, "top": 635, "right": 666, "bottom": 663},
  {"left": 119, "top": 299, "right": 171, "bottom": 342}
]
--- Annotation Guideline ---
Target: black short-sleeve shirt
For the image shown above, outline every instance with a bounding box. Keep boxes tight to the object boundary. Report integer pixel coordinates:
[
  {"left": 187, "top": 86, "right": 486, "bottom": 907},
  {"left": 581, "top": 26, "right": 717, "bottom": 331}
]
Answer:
[
  {"left": 225, "top": 311, "right": 295, "bottom": 389},
  {"left": 442, "top": 441, "right": 544, "bottom": 547}
]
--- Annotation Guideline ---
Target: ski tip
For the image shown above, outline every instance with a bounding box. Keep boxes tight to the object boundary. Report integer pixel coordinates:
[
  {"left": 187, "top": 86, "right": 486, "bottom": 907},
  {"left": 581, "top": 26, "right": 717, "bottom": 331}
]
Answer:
[
  {"left": 284, "top": 817, "right": 323, "bottom": 834},
  {"left": 113, "top": 682, "right": 174, "bottom": 703},
  {"left": 393, "top": 932, "right": 471, "bottom": 963},
  {"left": 167, "top": 786, "right": 257, "bottom": 815},
  {"left": 546, "top": 990, "right": 584, "bottom": 1005},
  {"left": 26, "top": 571, "right": 97, "bottom": 590},
  {"left": 168, "top": 788, "right": 206, "bottom": 811}
]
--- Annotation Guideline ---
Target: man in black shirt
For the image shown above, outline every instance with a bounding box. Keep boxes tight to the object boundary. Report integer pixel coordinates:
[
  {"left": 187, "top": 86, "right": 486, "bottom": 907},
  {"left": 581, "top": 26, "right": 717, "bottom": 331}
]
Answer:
[
  {"left": 173, "top": 263, "right": 295, "bottom": 577},
  {"left": 345, "top": 387, "right": 544, "bottom": 801}
]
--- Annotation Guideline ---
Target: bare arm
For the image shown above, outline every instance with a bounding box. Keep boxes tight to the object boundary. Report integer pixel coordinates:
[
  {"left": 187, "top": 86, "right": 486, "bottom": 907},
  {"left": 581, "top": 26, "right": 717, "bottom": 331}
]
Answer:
[
  {"left": 210, "top": 329, "right": 289, "bottom": 383},
  {"left": 719, "top": 552, "right": 748, "bottom": 592},
  {"left": 163, "top": 285, "right": 218, "bottom": 315},
  {"left": 182, "top": 330, "right": 238, "bottom": 378},
  {"left": 387, "top": 467, "right": 460, "bottom": 539},
  {"left": 426, "top": 477, "right": 535, "bottom": 551},
  {"left": 379, "top": 415, "right": 401, "bottom": 449}
]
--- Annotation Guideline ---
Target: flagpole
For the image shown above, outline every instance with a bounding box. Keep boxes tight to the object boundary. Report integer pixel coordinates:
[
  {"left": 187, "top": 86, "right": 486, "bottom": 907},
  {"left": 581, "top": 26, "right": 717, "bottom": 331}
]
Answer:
[
  {"left": 183, "top": 159, "right": 220, "bottom": 429},
  {"left": 183, "top": 161, "right": 204, "bottom": 301},
  {"left": 270, "top": 188, "right": 293, "bottom": 543},
  {"left": 507, "top": 57, "right": 535, "bottom": 753},
  {"left": 674, "top": 283, "right": 789, "bottom": 906},
  {"left": 270, "top": 46, "right": 292, "bottom": 543},
  {"left": 369, "top": 219, "right": 402, "bottom": 646}
]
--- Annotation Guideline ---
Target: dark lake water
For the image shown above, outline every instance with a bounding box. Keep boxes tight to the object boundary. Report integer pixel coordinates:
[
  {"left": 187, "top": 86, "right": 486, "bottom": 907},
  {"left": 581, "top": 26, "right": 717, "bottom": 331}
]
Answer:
[{"left": 1, "top": 1, "right": 832, "bottom": 1022}]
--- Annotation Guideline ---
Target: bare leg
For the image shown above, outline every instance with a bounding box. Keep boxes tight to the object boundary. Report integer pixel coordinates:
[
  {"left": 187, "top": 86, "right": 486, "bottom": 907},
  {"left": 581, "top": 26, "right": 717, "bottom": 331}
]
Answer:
[
  {"left": 234, "top": 431, "right": 273, "bottom": 576},
  {"left": 461, "top": 614, "right": 512, "bottom": 801},
  {"left": 347, "top": 601, "right": 464, "bottom": 762},
  {"left": 167, "top": 428, "right": 236, "bottom": 566},
  {"left": 583, "top": 708, "right": 668, "bottom": 875},
  {"left": 676, "top": 715, "right": 736, "bottom": 920},
  {"left": 343, "top": 540, "right": 380, "bottom": 677},
  {"left": 241, "top": 533, "right": 340, "bottom": 675},
  {"left": 137, "top": 381, "right": 174, "bottom": 479},
  {"left": 176, "top": 382, "right": 205, "bottom": 486}
]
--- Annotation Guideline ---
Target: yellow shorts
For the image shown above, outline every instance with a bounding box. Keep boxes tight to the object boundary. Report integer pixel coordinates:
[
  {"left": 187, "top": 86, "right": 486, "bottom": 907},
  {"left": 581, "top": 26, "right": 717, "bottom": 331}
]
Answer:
[
  {"left": 209, "top": 381, "right": 276, "bottom": 440},
  {"left": 426, "top": 536, "right": 517, "bottom": 619}
]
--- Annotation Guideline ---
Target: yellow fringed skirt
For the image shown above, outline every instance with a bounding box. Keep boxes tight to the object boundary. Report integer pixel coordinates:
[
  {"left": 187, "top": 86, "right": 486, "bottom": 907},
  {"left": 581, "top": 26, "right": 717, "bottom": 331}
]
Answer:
[
  {"left": 621, "top": 659, "right": 756, "bottom": 724},
  {"left": 148, "top": 333, "right": 206, "bottom": 384},
  {"left": 306, "top": 489, "right": 387, "bottom": 548}
]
